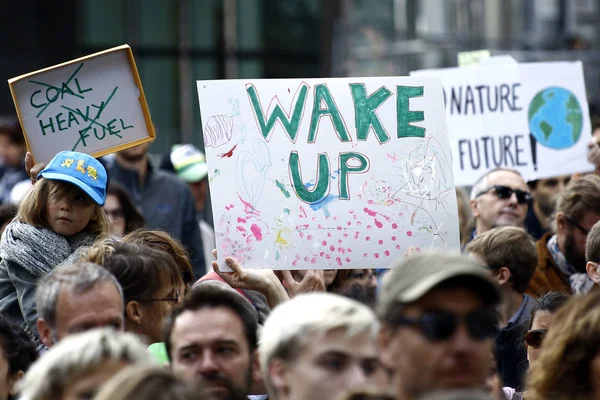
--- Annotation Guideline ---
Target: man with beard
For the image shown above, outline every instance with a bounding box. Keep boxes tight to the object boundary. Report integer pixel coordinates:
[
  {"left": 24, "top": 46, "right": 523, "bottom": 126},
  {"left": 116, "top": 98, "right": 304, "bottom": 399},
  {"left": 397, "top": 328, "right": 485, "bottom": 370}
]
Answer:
[
  {"left": 107, "top": 143, "right": 205, "bottom": 278},
  {"left": 377, "top": 251, "right": 501, "bottom": 400},
  {"left": 330, "top": 269, "right": 378, "bottom": 307},
  {"left": 525, "top": 175, "right": 571, "bottom": 240},
  {"left": 468, "top": 169, "right": 531, "bottom": 243},
  {"left": 165, "top": 282, "right": 260, "bottom": 400},
  {"left": 527, "top": 174, "right": 600, "bottom": 297}
]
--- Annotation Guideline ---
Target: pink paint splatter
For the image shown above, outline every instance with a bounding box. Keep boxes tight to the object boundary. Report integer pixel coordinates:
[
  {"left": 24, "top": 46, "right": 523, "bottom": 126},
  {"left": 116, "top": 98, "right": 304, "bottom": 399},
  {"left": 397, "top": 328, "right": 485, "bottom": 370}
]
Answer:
[
  {"left": 311, "top": 217, "right": 317, "bottom": 221},
  {"left": 320, "top": 252, "right": 325, "bottom": 257},
  {"left": 333, "top": 216, "right": 339, "bottom": 221},
  {"left": 385, "top": 250, "right": 391, "bottom": 256},
  {"left": 330, "top": 245, "right": 335, "bottom": 251},
  {"left": 363, "top": 253, "right": 368, "bottom": 258},
  {"left": 338, "top": 239, "right": 343, "bottom": 244},
  {"left": 346, "top": 257, "right": 351, "bottom": 263},
  {"left": 392, "top": 223, "right": 398, "bottom": 229},
  {"left": 311, "top": 257, "right": 317, "bottom": 264},
  {"left": 416, "top": 247, "right": 421, "bottom": 253},
  {"left": 327, "top": 232, "right": 332, "bottom": 237},
  {"left": 378, "top": 240, "right": 384, "bottom": 245},
  {"left": 354, "top": 232, "right": 360, "bottom": 239},
  {"left": 347, "top": 248, "right": 353, "bottom": 253},
  {"left": 366, "top": 236, "right": 371, "bottom": 241},
  {"left": 357, "top": 221, "right": 362, "bottom": 226},
  {"left": 326, "top": 254, "right": 331, "bottom": 260},
  {"left": 349, "top": 210, "right": 354, "bottom": 214},
  {"left": 236, "top": 226, "right": 247, "bottom": 233},
  {"left": 250, "top": 224, "right": 263, "bottom": 241},
  {"left": 292, "top": 260, "right": 298, "bottom": 267},
  {"left": 299, "top": 232, "right": 304, "bottom": 238},
  {"left": 304, "top": 256, "right": 309, "bottom": 262},
  {"left": 307, "top": 235, "right": 313, "bottom": 241},
  {"left": 336, "top": 257, "right": 342, "bottom": 266},
  {"left": 374, "top": 253, "right": 380, "bottom": 259},
  {"left": 396, "top": 244, "right": 401, "bottom": 250},
  {"left": 238, "top": 194, "right": 258, "bottom": 216},
  {"left": 407, "top": 231, "right": 413, "bottom": 237},
  {"left": 367, "top": 225, "right": 372, "bottom": 230},
  {"left": 363, "top": 208, "right": 377, "bottom": 217},
  {"left": 343, "top": 233, "right": 348, "bottom": 238},
  {"left": 391, "top": 236, "right": 397, "bottom": 241},
  {"left": 322, "top": 240, "right": 327, "bottom": 246},
  {"left": 337, "top": 226, "right": 343, "bottom": 231},
  {"left": 299, "top": 207, "right": 307, "bottom": 219},
  {"left": 237, "top": 217, "right": 247, "bottom": 223},
  {"left": 225, "top": 204, "right": 235, "bottom": 210},
  {"left": 367, "top": 200, "right": 376, "bottom": 205},
  {"left": 375, "top": 219, "right": 383, "bottom": 229},
  {"left": 347, "top": 221, "right": 352, "bottom": 226}
]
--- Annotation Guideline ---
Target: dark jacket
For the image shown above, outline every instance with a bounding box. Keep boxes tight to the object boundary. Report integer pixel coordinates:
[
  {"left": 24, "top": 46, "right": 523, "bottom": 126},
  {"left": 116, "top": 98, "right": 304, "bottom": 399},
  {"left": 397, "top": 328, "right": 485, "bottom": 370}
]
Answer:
[
  {"left": 495, "top": 294, "right": 535, "bottom": 390},
  {"left": 526, "top": 232, "right": 571, "bottom": 298},
  {"left": 0, "top": 165, "right": 28, "bottom": 205},
  {"left": 523, "top": 207, "right": 548, "bottom": 241},
  {"left": 108, "top": 160, "right": 206, "bottom": 279}
]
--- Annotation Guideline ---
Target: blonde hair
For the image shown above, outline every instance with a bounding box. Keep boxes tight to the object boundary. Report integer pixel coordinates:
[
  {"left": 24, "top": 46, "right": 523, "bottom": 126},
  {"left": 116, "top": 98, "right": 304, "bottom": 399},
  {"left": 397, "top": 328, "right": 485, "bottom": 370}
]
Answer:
[
  {"left": 526, "top": 292, "right": 600, "bottom": 400},
  {"left": 18, "top": 328, "right": 153, "bottom": 400},
  {"left": 94, "top": 365, "right": 207, "bottom": 400},
  {"left": 17, "top": 179, "right": 108, "bottom": 238},
  {"left": 259, "top": 293, "right": 378, "bottom": 398}
]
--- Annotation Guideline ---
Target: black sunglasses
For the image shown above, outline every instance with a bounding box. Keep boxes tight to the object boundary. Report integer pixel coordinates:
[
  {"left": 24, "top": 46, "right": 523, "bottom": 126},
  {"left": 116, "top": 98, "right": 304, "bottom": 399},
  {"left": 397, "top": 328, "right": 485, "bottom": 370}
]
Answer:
[
  {"left": 476, "top": 185, "right": 532, "bottom": 205},
  {"left": 391, "top": 309, "right": 499, "bottom": 341},
  {"left": 524, "top": 329, "right": 547, "bottom": 349}
]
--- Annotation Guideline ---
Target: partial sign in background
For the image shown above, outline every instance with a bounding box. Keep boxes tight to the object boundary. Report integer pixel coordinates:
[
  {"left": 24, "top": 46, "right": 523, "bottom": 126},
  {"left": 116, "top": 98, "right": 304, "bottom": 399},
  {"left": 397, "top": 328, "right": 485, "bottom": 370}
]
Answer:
[
  {"left": 197, "top": 77, "right": 460, "bottom": 271},
  {"left": 412, "top": 61, "right": 593, "bottom": 186},
  {"left": 8, "top": 45, "right": 155, "bottom": 164}
]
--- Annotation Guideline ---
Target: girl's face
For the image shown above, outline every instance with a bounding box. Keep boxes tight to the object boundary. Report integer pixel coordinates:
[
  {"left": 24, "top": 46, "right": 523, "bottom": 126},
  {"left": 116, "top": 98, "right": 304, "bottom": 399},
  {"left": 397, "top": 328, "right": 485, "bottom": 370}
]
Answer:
[
  {"left": 47, "top": 183, "right": 97, "bottom": 237},
  {"left": 104, "top": 194, "right": 126, "bottom": 237}
]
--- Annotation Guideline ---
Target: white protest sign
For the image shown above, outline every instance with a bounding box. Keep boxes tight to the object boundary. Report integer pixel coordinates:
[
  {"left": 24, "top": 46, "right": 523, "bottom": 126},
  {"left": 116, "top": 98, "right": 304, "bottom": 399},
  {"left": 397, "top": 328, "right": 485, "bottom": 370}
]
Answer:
[
  {"left": 197, "top": 77, "right": 460, "bottom": 270},
  {"left": 8, "top": 45, "right": 154, "bottom": 164},
  {"left": 412, "top": 62, "right": 593, "bottom": 186}
]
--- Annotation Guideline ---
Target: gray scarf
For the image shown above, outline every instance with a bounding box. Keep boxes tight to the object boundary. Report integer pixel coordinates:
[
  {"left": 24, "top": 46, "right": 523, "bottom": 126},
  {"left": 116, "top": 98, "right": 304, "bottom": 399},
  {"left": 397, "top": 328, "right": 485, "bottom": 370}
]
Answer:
[{"left": 0, "top": 220, "right": 97, "bottom": 277}]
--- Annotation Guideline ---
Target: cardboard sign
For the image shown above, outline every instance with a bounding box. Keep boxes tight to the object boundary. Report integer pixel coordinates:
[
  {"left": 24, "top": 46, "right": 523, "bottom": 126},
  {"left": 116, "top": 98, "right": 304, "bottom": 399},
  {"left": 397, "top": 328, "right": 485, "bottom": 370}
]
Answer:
[
  {"left": 8, "top": 45, "right": 154, "bottom": 164},
  {"left": 412, "top": 62, "right": 593, "bottom": 186},
  {"left": 197, "top": 77, "right": 460, "bottom": 270}
]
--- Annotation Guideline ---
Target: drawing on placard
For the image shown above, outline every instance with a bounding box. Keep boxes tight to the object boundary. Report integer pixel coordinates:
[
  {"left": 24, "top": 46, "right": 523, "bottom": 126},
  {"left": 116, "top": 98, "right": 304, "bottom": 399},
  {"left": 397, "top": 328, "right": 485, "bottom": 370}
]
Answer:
[
  {"left": 204, "top": 115, "right": 234, "bottom": 148},
  {"left": 236, "top": 140, "right": 273, "bottom": 208}
]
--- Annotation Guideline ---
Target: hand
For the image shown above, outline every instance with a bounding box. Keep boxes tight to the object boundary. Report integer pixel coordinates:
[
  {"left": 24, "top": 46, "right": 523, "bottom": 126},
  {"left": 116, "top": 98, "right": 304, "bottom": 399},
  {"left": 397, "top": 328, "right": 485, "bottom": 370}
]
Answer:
[
  {"left": 282, "top": 270, "right": 326, "bottom": 297},
  {"left": 25, "top": 152, "right": 45, "bottom": 184},
  {"left": 406, "top": 246, "right": 417, "bottom": 257},
  {"left": 588, "top": 140, "right": 600, "bottom": 169}
]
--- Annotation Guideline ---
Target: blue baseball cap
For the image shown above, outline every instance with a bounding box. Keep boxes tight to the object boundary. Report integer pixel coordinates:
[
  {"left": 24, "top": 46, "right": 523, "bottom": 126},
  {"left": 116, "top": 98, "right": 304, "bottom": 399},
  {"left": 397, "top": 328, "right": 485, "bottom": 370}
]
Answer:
[{"left": 37, "top": 151, "right": 107, "bottom": 205}]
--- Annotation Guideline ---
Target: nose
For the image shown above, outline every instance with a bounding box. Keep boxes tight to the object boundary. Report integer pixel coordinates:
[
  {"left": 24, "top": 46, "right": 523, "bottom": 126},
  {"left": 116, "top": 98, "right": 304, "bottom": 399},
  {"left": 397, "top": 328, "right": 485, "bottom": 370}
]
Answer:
[
  {"left": 506, "top": 191, "right": 518, "bottom": 206},
  {"left": 449, "top": 323, "right": 478, "bottom": 354},
  {"left": 345, "top": 363, "right": 369, "bottom": 389},
  {"left": 196, "top": 351, "right": 219, "bottom": 376},
  {"left": 59, "top": 198, "right": 73, "bottom": 211},
  {"left": 367, "top": 273, "right": 378, "bottom": 289}
]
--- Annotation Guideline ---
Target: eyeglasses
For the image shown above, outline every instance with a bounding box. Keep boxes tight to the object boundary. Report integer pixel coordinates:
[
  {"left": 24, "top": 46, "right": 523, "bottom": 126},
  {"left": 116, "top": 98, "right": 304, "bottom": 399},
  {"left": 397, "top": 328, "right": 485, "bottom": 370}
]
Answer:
[
  {"left": 132, "top": 291, "right": 180, "bottom": 304},
  {"left": 104, "top": 208, "right": 125, "bottom": 220},
  {"left": 564, "top": 215, "right": 589, "bottom": 235},
  {"left": 391, "top": 309, "right": 499, "bottom": 341},
  {"left": 476, "top": 185, "right": 532, "bottom": 205},
  {"left": 524, "top": 329, "right": 547, "bottom": 348}
]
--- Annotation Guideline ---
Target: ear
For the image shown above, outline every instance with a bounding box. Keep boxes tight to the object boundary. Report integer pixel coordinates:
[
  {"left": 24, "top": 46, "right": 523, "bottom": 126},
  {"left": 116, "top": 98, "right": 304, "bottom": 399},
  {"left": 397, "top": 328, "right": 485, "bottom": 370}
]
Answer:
[
  {"left": 8, "top": 370, "right": 24, "bottom": 396},
  {"left": 251, "top": 349, "right": 262, "bottom": 385},
  {"left": 378, "top": 324, "right": 394, "bottom": 369},
  {"left": 268, "top": 359, "right": 290, "bottom": 396},
  {"left": 126, "top": 301, "right": 144, "bottom": 325},
  {"left": 556, "top": 212, "right": 568, "bottom": 234},
  {"left": 587, "top": 262, "right": 600, "bottom": 284},
  {"left": 496, "top": 267, "right": 512, "bottom": 287},
  {"left": 470, "top": 199, "right": 480, "bottom": 218},
  {"left": 36, "top": 318, "right": 54, "bottom": 348}
]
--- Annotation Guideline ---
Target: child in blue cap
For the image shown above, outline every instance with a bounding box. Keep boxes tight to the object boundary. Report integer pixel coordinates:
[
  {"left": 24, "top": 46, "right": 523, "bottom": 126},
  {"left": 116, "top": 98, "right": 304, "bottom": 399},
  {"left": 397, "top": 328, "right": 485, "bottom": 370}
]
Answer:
[{"left": 0, "top": 151, "right": 109, "bottom": 347}]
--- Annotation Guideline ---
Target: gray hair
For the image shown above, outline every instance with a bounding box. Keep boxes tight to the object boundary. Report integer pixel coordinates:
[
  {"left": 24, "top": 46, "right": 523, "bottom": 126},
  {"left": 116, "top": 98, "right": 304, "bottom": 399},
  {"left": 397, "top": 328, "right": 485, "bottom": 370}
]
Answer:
[
  {"left": 18, "top": 328, "right": 154, "bottom": 400},
  {"left": 469, "top": 168, "right": 523, "bottom": 200},
  {"left": 35, "top": 261, "right": 124, "bottom": 329}
]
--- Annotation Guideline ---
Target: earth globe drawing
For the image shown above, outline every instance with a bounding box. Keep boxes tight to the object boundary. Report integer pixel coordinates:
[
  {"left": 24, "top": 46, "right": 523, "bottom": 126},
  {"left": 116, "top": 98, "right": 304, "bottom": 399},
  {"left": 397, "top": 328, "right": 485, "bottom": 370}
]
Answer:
[{"left": 528, "top": 86, "right": 583, "bottom": 149}]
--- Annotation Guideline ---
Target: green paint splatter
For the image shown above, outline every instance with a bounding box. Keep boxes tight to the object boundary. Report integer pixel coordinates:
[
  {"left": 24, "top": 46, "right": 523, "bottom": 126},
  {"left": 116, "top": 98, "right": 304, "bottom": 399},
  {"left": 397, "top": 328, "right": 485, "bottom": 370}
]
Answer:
[
  {"left": 275, "top": 251, "right": 281, "bottom": 261},
  {"left": 284, "top": 208, "right": 290, "bottom": 214},
  {"left": 214, "top": 169, "right": 220, "bottom": 176},
  {"left": 275, "top": 180, "right": 291, "bottom": 198}
]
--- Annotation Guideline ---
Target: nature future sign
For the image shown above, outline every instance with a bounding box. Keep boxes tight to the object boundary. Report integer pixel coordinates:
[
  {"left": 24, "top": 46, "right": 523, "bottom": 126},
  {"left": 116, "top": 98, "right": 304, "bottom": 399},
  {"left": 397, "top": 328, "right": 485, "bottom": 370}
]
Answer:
[
  {"left": 197, "top": 77, "right": 460, "bottom": 271},
  {"left": 412, "top": 61, "right": 593, "bottom": 186}
]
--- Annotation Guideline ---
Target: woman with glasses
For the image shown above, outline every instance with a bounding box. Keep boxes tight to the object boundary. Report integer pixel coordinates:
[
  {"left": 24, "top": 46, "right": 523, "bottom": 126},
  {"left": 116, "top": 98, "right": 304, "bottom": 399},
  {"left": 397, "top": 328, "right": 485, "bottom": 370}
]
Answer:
[
  {"left": 85, "top": 239, "right": 184, "bottom": 345},
  {"left": 104, "top": 183, "right": 145, "bottom": 237},
  {"left": 502, "top": 291, "right": 570, "bottom": 399},
  {"left": 526, "top": 291, "right": 600, "bottom": 400}
]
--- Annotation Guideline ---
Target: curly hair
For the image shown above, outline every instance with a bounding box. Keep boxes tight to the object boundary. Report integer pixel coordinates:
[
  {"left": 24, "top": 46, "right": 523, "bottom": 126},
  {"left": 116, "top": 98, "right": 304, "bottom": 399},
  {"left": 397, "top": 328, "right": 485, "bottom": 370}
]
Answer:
[
  {"left": 526, "top": 292, "right": 600, "bottom": 400},
  {"left": 0, "top": 316, "right": 38, "bottom": 376}
]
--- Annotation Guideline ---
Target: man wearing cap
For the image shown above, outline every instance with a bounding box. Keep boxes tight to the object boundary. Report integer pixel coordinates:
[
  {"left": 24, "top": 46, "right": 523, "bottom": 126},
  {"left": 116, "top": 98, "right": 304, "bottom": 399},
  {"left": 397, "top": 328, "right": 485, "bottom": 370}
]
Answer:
[
  {"left": 377, "top": 251, "right": 501, "bottom": 400},
  {"left": 169, "top": 144, "right": 215, "bottom": 273}
]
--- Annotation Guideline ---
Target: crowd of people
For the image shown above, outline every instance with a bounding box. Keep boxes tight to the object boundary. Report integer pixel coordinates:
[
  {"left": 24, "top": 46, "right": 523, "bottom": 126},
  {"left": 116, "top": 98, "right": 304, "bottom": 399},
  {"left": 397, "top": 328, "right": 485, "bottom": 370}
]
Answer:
[{"left": 0, "top": 112, "right": 600, "bottom": 400}]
